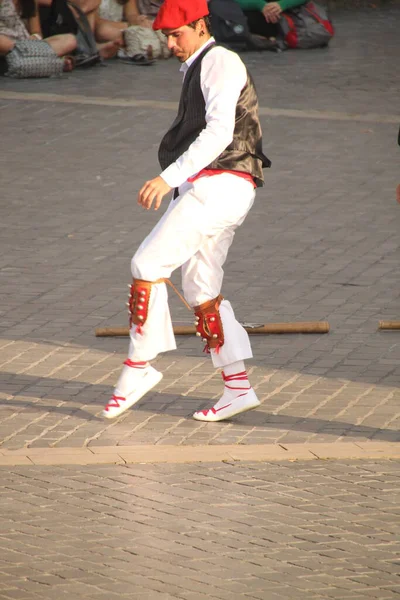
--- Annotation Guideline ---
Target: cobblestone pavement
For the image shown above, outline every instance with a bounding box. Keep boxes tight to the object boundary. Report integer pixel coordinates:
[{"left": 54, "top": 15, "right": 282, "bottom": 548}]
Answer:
[
  {"left": 0, "top": 8, "right": 399, "bottom": 452},
  {"left": 1, "top": 460, "right": 400, "bottom": 600}
]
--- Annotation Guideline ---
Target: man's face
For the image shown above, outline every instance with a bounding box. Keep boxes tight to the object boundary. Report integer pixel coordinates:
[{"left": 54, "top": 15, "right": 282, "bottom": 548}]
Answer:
[{"left": 163, "top": 21, "right": 208, "bottom": 63}]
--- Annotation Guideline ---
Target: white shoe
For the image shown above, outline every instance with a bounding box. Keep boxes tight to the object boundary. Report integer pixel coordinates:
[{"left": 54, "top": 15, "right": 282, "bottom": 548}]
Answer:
[
  {"left": 103, "top": 365, "right": 163, "bottom": 419},
  {"left": 193, "top": 388, "right": 260, "bottom": 422}
]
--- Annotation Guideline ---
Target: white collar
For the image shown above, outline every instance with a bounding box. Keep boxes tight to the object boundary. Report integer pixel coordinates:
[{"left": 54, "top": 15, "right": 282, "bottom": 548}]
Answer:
[{"left": 179, "top": 37, "right": 215, "bottom": 75}]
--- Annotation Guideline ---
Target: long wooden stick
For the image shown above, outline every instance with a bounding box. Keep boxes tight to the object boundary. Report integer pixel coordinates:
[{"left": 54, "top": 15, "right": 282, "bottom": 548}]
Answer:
[
  {"left": 95, "top": 321, "right": 330, "bottom": 337},
  {"left": 379, "top": 321, "right": 400, "bottom": 330}
]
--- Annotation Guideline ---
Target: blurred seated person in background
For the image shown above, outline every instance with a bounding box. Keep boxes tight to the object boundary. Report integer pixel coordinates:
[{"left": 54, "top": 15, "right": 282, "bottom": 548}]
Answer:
[
  {"left": 235, "top": 0, "right": 306, "bottom": 40},
  {"left": 38, "top": 0, "right": 163, "bottom": 63},
  {"left": 96, "top": 0, "right": 152, "bottom": 47},
  {"left": 38, "top": 0, "right": 122, "bottom": 58},
  {"left": 97, "top": 0, "right": 165, "bottom": 61},
  {"left": 98, "top": 0, "right": 154, "bottom": 27},
  {"left": 0, "top": 0, "right": 76, "bottom": 71}
]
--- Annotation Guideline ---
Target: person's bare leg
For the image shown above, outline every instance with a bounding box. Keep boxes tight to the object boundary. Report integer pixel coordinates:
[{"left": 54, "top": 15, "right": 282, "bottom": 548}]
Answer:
[
  {"left": 92, "top": 15, "right": 123, "bottom": 57},
  {"left": 0, "top": 35, "right": 15, "bottom": 56},
  {"left": 96, "top": 18, "right": 153, "bottom": 60},
  {"left": 45, "top": 33, "right": 77, "bottom": 56},
  {"left": 45, "top": 33, "right": 77, "bottom": 71},
  {"left": 96, "top": 40, "right": 120, "bottom": 58},
  {"left": 95, "top": 17, "right": 127, "bottom": 44}
]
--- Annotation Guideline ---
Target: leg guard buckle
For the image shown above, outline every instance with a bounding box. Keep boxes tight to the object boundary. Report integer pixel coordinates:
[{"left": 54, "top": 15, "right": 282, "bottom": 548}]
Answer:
[{"left": 194, "top": 295, "right": 224, "bottom": 352}]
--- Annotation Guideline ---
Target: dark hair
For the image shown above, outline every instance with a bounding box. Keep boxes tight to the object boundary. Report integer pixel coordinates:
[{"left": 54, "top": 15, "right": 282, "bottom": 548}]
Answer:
[
  {"left": 187, "top": 15, "right": 212, "bottom": 34},
  {"left": 19, "top": 0, "right": 37, "bottom": 19}
]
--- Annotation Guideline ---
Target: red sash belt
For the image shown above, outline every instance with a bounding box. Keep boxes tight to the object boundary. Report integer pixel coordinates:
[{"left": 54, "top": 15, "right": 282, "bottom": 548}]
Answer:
[{"left": 188, "top": 168, "right": 256, "bottom": 188}]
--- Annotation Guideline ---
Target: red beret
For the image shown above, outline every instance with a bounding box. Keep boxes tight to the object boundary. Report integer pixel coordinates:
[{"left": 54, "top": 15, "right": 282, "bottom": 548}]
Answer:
[{"left": 153, "top": 0, "right": 209, "bottom": 31}]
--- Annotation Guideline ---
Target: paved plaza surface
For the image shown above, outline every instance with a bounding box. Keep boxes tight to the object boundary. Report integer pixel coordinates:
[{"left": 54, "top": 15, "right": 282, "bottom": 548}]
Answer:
[
  {"left": 0, "top": 460, "right": 400, "bottom": 600},
  {"left": 0, "top": 7, "right": 399, "bottom": 599},
  {"left": 0, "top": 8, "right": 399, "bottom": 451}
]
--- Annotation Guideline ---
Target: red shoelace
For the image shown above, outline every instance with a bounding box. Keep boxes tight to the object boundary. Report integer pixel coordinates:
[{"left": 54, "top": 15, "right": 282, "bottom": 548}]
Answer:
[{"left": 221, "top": 370, "right": 250, "bottom": 391}]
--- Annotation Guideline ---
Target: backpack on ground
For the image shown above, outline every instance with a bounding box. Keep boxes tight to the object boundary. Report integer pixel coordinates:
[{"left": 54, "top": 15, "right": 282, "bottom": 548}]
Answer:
[
  {"left": 5, "top": 40, "right": 65, "bottom": 78},
  {"left": 279, "top": 1, "right": 334, "bottom": 49},
  {"left": 208, "top": 0, "right": 278, "bottom": 52}
]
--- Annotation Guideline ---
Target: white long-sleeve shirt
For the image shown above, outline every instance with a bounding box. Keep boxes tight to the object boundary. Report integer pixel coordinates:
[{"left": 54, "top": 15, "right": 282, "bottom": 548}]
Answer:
[{"left": 160, "top": 38, "right": 248, "bottom": 189}]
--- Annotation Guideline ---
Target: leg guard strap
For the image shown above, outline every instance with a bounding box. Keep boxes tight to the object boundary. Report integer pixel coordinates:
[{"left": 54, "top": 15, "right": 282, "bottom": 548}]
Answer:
[{"left": 194, "top": 295, "right": 225, "bottom": 352}]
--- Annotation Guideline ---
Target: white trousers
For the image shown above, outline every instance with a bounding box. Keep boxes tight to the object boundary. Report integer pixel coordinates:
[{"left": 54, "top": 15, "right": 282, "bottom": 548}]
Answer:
[{"left": 128, "top": 173, "right": 256, "bottom": 368}]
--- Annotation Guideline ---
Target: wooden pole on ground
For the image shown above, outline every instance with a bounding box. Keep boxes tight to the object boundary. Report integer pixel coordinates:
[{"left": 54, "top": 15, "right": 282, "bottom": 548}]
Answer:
[
  {"left": 95, "top": 321, "right": 330, "bottom": 337},
  {"left": 378, "top": 321, "right": 400, "bottom": 330}
]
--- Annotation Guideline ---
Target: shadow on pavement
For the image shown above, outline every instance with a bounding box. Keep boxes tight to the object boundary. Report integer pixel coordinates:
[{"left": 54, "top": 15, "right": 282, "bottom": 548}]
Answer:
[{"left": 0, "top": 381, "right": 399, "bottom": 443}]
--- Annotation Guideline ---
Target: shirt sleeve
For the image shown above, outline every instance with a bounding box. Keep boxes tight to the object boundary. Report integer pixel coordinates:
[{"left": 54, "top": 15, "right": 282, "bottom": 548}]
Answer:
[
  {"left": 235, "top": 0, "right": 306, "bottom": 10},
  {"left": 160, "top": 47, "right": 248, "bottom": 189},
  {"left": 235, "top": 0, "right": 266, "bottom": 9},
  {"left": 279, "top": 0, "right": 306, "bottom": 10}
]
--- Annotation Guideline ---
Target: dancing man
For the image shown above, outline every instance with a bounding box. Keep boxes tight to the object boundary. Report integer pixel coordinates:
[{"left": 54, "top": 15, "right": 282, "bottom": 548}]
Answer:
[{"left": 103, "top": 0, "right": 271, "bottom": 422}]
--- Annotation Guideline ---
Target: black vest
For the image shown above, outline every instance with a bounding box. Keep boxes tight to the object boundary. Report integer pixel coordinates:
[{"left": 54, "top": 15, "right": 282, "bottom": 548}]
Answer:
[{"left": 158, "top": 43, "right": 271, "bottom": 188}]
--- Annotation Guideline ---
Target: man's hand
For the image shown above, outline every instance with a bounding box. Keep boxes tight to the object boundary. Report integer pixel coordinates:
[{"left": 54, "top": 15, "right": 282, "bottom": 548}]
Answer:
[
  {"left": 262, "top": 2, "right": 282, "bottom": 23},
  {"left": 138, "top": 176, "right": 172, "bottom": 210}
]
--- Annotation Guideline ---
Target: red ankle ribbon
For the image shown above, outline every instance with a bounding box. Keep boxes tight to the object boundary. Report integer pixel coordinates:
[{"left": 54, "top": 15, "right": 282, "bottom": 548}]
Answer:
[
  {"left": 123, "top": 359, "right": 147, "bottom": 368},
  {"left": 221, "top": 370, "right": 250, "bottom": 391}
]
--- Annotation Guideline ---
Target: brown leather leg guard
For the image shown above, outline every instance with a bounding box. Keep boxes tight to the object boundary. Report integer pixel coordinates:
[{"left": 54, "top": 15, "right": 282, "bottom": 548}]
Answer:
[
  {"left": 128, "top": 278, "right": 165, "bottom": 333},
  {"left": 194, "top": 294, "right": 225, "bottom": 353}
]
